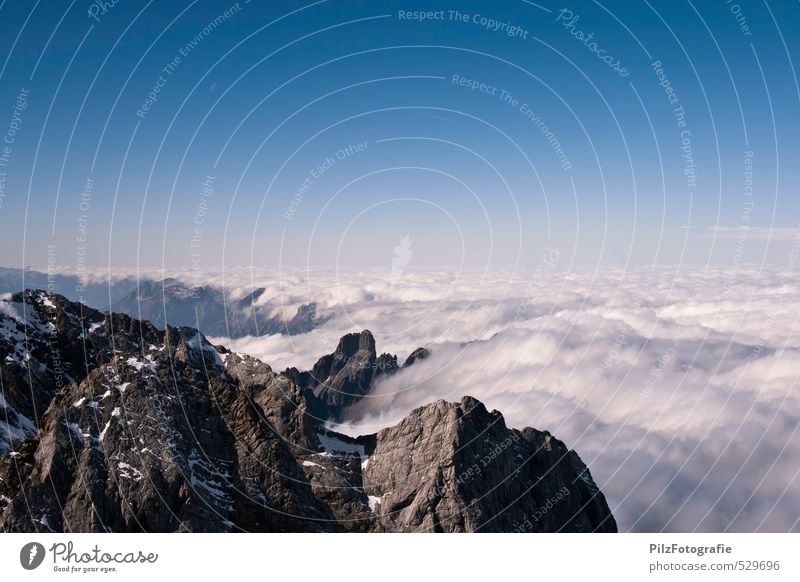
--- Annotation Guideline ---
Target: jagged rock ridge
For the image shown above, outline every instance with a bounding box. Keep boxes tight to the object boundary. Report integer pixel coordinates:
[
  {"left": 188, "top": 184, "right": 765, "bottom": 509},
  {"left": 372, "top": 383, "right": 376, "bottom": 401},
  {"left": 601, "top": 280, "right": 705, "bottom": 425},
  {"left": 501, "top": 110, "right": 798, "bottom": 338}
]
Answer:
[
  {"left": 0, "top": 291, "right": 616, "bottom": 533},
  {"left": 283, "top": 330, "right": 401, "bottom": 419}
]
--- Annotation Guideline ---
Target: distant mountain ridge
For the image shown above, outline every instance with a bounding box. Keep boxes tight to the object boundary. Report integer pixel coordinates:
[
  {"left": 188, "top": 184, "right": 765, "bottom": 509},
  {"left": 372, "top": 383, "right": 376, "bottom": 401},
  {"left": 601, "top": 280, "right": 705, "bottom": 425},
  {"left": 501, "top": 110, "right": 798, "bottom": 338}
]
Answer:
[
  {"left": 111, "top": 277, "right": 328, "bottom": 337},
  {"left": 0, "top": 267, "right": 327, "bottom": 338},
  {"left": 0, "top": 290, "right": 616, "bottom": 533}
]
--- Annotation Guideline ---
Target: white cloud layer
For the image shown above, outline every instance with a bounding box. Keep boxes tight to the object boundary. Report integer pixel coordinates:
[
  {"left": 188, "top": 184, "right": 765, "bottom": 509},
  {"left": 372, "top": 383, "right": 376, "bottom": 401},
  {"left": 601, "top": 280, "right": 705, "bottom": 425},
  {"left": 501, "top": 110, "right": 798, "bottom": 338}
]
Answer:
[
  {"left": 58, "top": 263, "right": 798, "bottom": 532},
  {"left": 203, "top": 265, "right": 800, "bottom": 533}
]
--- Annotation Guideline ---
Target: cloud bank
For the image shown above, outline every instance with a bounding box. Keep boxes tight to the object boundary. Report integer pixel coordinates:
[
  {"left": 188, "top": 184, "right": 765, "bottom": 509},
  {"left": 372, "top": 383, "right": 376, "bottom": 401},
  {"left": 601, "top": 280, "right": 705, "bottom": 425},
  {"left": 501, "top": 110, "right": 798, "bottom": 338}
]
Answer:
[
  {"left": 209, "top": 265, "right": 800, "bottom": 533},
  {"left": 24, "top": 263, "right": 798, "bottom": 531}
]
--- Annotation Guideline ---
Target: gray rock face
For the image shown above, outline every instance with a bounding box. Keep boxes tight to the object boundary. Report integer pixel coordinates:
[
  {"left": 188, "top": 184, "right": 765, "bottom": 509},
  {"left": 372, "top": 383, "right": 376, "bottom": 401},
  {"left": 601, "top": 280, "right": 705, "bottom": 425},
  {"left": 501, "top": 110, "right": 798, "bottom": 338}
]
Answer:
[
  {"left": 284, "top": 330, "right": 380, "bottom": 419},
  {"left": 0, "top": 291, "right": 616, "bottom": 533},
  {"left": 0, "top": 290, "right": 129, "bottom": 453},
  {"left": 0, "top": 313, "right": 336, "bottom": 532},
  {"left": 374, "top": 352, "right": 399, "bottom": 379},
  {"left": 361, "top": 396, "right": 616, "bottom": 532},
  {"left": 403, "top": 346, "right": 430, "bottom": 367}
]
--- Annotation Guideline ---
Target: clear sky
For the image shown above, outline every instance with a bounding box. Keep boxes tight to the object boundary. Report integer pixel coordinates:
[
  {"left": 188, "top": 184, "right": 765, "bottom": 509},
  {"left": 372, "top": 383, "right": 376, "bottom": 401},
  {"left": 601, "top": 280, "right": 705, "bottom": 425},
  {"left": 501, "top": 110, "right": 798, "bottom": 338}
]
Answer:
[{"left": 0, "top": 0, "right": 798, "bottom": 271}]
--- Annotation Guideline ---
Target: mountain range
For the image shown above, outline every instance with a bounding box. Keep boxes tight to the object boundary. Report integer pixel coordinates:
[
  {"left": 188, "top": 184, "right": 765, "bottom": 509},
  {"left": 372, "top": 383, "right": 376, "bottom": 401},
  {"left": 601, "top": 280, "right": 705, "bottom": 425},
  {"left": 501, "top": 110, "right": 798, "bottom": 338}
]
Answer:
[
  {"left": 0, "top": 267, "right": 326, "bottom": 338},
  {"left": 0, "top": 290, "right": 616, "bottom": 532}
]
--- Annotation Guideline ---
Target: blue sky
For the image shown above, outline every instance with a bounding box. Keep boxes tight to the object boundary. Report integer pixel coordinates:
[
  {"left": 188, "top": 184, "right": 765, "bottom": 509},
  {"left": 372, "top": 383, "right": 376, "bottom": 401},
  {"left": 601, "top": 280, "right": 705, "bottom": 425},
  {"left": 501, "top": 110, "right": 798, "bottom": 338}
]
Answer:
[{"left": 0, "top": 0, "right": 798, "bottom": 270}]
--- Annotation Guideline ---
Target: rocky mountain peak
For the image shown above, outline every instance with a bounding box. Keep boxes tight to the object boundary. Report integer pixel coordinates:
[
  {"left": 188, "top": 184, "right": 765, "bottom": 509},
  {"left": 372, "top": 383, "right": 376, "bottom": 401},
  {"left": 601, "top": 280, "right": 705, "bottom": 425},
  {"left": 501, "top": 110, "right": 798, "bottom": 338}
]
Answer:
[
  {"left": 359, "top": 395, "right": 615, "bottom": 532},
  {"left": 336, "top": 329, "right": 376, "bottom": 355},
  {"left": 283, "top": 330, "right": 379, "bottom": 419},
  {"left": 1, "top": 291, "right": 617, "bottom": 533},
  {"left": 403, "top": 346, "right": 431, "bottom": 367}
]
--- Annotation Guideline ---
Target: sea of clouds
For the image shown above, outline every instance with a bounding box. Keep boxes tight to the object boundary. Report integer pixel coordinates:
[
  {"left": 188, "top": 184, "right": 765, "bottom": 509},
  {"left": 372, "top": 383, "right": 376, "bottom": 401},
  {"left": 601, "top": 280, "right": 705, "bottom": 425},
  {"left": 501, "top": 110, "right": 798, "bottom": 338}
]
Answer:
[
  {"left": 35, "top": 262, "right": 800, "bottom": 532},
  {"left": 198, "top": 263, "right": 800, "bottom": 533}
]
